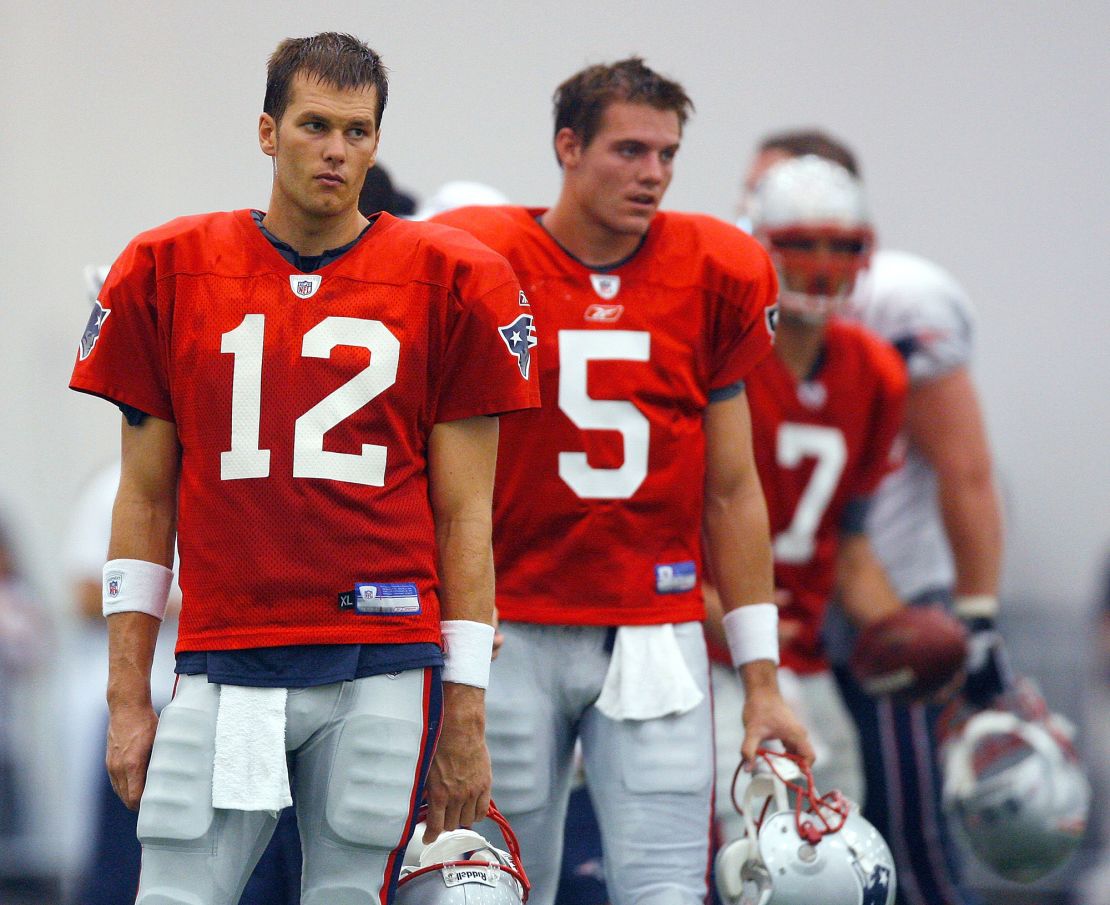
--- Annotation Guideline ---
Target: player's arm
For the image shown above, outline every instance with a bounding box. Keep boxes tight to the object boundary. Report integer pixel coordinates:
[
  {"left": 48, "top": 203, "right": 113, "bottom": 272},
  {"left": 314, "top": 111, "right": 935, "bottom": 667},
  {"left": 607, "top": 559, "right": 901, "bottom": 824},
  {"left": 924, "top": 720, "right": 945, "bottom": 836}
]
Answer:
[
  {"left": 835, "top": 531, "right": 902, "bottom": 627},
  {"left": 907, "top": 366, "right": 1009, "bottom": 703},
  {"left": 908, "top": 366, "right": 1002, "bottom": 602},
  {"left": 105, "top": 413, "right": 180, "bottom": 810},
  {"left": 424, "top": 414, "right": 498, "bottom": 841},
  {"left": 703, "top": 392, "right": 814, "bottom": 765}
]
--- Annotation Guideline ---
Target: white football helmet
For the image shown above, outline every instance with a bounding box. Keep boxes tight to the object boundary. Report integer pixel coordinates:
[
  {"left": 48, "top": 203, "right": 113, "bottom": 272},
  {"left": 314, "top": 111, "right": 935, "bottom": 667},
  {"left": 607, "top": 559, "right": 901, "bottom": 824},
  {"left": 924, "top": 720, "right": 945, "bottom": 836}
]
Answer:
[
  {"left": 715, "top": 749, "right": 895, "bottom": 905},
  {"left": 84, "top": 264, "right": 111, "bottom": 305},
  {"left": 413, "top": 180, "right": 510, "bottom": 220},
  {"left": 395, "top": 802, "right": 530, "bottom": 905},
  {"left": 941, "top": 682, "right": 1090, "bottom": 882},
  {"left": 742, "top": 155, "right": 874, "bottom": 323}
]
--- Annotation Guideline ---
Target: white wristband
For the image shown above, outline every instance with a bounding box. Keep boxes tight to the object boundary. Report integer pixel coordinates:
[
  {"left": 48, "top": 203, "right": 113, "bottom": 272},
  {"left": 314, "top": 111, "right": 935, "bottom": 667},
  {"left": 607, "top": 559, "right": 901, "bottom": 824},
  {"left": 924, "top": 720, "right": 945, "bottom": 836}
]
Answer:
[
  {"left": 722, "top": 603, "right": 780, "bottom": 668},
  {"left": 440, "top": 620, "right": 495, "bottom": 688},
  {"left": 102, "top": 559, "right": 173, "bottom": 620},
  {"left": 954, "top": 594, "right": 999, "bottom": 621}
]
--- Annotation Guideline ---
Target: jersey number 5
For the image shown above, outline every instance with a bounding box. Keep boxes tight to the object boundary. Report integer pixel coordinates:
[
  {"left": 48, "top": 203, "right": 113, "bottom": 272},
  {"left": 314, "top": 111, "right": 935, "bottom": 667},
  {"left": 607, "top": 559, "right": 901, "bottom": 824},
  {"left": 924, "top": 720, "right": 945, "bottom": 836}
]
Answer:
[
  {"left": 557, "top": 329, "right": 650, "bottom": 499},
  {"left": 773, "top": 423, "right": 847, "bottom": 564},
  {"left": 220, "top": 314, "right": 400, "bottom": 486}
]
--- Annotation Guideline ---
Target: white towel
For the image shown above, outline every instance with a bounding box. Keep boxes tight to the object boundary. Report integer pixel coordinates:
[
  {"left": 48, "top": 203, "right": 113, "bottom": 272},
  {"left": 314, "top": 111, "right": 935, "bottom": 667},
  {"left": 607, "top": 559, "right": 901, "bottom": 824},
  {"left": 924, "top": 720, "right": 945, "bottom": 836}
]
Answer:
[
  {"left": 595, "top": 624, "right": 704, "bottom": 720},
  {"left": 211, "top": 684, "right": 292, "bottom": 814}
]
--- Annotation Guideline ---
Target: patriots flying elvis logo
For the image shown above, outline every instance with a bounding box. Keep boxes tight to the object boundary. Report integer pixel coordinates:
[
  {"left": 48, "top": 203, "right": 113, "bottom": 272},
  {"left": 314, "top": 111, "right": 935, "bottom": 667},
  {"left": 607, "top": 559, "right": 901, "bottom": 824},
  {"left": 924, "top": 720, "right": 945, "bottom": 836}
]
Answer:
[
  {"left": 79, "top": 301, "right": 111, "bottom": 360},
  {"left": 499, "top": 313, "right": 537, "bottom": 379}
]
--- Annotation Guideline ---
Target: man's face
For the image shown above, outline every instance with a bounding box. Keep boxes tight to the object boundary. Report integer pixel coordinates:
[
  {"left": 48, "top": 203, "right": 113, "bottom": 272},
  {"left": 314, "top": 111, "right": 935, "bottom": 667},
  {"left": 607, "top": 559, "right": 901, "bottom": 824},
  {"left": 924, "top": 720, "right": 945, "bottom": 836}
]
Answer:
[
  {"left": 259, "top": 72, "right": 381, "bottom": 222},
  {"left": 760, "top": 224, "right": 873, "bottom": 323},
  {"left": 561, "top": 101, "right": 681, "bottom": 238}
]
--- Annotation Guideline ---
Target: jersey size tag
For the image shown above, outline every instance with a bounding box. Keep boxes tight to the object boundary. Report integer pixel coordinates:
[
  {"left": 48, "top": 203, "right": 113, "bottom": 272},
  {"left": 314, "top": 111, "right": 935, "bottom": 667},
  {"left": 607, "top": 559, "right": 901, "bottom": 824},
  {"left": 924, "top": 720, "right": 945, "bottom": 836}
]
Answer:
[
  {"left": 337, "top": 582, "right": 421, "bottom": 615},
  {"left": 655, "top": 560, "right": 696, "bottom": 594}
]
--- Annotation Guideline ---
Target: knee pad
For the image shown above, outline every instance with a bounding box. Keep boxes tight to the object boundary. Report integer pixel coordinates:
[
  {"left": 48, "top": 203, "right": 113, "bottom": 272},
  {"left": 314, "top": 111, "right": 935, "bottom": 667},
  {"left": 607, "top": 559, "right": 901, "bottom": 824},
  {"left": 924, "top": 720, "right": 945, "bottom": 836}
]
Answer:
[
  {"left": 137, "top": 704, "right": 216, "bottom": 844},
  {"left": 616, "top": 709, "right": 713, "bottom": 794},
  {"left": 485, "top": 697, "right": 553, "bottom": 813},
  {"left": 324, "top": 713, "right": 422, "bottom": 848}
]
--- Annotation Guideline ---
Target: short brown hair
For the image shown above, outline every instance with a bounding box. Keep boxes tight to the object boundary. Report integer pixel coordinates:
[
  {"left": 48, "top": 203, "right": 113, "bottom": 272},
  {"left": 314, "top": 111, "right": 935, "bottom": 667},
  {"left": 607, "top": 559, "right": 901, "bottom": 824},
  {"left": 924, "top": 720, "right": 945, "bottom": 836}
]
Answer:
[
  {"left": 758, "top": 129, "right": 860, "bottom": 177},
  {"left": 552, "top": 58, "right": 694, "bottom": 163},
  {"left": 264, "top": 32, "right": 389, "bottom": 127}
]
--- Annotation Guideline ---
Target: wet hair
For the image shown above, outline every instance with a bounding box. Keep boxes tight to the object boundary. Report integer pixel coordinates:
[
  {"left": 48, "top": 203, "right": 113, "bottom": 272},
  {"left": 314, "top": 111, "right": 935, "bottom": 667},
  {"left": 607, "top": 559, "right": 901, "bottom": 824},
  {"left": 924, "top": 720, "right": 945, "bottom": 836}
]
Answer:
[
  {"left": 551, "top": 58, "right": 693, "bottom": 163},
  {"left": 264, "top": 32, "right": 389, "bottom": 127},
  {"left": 758, "top": 129, "right": 861, "bottom": 177}
]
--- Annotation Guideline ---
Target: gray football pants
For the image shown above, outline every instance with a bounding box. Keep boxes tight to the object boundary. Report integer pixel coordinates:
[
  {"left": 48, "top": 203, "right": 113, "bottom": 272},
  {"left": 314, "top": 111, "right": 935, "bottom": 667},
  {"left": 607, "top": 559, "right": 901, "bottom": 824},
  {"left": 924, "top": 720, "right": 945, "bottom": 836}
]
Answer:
[
  {"left": 134, "top": 670, "right": 439, "bottom": 905},
  {"left": 480, "top": 621, "right": 713, "bottom": 905}
]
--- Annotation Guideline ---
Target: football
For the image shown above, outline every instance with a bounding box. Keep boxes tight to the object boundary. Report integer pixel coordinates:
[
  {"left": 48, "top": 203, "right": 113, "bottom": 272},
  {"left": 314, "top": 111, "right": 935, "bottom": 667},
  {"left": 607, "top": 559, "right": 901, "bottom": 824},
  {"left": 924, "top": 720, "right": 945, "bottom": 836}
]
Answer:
[{"left": 849, "top": 606, "right": 969, "bottom": 701}]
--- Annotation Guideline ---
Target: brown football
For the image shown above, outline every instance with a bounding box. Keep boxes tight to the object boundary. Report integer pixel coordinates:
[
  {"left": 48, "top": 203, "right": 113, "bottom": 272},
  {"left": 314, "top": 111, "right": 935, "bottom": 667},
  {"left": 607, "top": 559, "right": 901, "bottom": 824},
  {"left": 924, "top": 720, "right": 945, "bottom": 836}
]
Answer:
[{"left": 849, "top": 606, "right": 969, "bottom": 701}]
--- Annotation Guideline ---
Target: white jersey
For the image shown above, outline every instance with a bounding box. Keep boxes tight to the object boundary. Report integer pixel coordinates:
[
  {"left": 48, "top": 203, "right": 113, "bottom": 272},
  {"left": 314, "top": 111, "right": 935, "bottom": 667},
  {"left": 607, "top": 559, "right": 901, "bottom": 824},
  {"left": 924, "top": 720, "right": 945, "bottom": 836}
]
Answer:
[{"left": 842, "top": 249, "right": 976, "bottom": 600}]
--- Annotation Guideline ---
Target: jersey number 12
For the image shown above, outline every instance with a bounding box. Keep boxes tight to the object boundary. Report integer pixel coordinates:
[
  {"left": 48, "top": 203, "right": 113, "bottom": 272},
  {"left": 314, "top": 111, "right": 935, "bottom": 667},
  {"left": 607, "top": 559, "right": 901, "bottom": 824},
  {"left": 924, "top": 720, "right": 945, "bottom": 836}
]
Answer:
[{"left": 220, "top": 314, "right": 400, "bottom": 486}]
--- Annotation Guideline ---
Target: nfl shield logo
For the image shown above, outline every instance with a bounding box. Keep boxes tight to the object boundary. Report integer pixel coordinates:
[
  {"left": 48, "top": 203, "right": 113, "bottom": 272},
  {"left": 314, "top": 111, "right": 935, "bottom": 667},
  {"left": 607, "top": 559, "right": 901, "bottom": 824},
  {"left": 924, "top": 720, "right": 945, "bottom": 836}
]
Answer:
[
  {"left": 289, "top": 274, "right": 322, "bottom": 298},
  {"left": 589, "top": 273, "right": 621, "bottom": 300}
]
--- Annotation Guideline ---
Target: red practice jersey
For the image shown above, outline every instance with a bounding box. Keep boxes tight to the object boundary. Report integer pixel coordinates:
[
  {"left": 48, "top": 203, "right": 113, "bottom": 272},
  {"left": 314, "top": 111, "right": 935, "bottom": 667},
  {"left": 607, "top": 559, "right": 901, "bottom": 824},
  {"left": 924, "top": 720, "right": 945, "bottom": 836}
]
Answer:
[
  {"left": 433, "top": 206, "right": 777, "bottom": 626},
  {"left": 70, "top": 210, "right": 539, "bottom": 652},
  {"left": 747, "top": 319, "right": 908, "bottom": 672}
]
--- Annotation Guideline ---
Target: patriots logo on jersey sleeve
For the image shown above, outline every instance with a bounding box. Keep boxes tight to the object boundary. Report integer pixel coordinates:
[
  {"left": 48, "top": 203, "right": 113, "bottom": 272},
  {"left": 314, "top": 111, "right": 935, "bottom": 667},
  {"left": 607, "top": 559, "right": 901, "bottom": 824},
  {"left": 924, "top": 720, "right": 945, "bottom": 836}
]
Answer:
[
  {"left": 499, "top": 314, "right": 537, "bottom": 379},
  {"left": 79, "top": 301, "right": 111, "bottom": 360}
]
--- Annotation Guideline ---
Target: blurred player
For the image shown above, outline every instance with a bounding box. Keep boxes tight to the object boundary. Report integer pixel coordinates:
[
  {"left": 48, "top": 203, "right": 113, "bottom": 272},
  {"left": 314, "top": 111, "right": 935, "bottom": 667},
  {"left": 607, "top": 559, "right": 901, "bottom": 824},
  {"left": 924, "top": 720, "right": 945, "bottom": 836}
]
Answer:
[
  {"left": 741, "top": 129, "right": 1008, "bottom": 905},
  {"left": 435, "top": 58, "right": 811, "bottom": 905},
  {"left": 706, "top": 154, "right": 908, "bottom": 843},
  {"left": 69, "top": 32, "right": 538, "bottom": 905},
  {"left": 357, "top": 162, "right": 418, "bottom": 218}
]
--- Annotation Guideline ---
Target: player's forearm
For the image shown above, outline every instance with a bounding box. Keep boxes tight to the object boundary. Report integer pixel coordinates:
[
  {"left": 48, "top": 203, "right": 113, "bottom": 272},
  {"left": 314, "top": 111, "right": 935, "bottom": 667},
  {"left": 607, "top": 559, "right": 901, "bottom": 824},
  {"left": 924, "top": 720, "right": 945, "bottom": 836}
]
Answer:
[
  {"left": 428, "top": 417, "right": 499, "bottom": 627},
  {"left": 835, "top": 534, "right": 902, "bottom": 627},
  {"left": 107, "top": 492, "right": 177, "bottom": 567},
  {"left": 938, "top": 469, "right": 1004, "bottom": 598},
  {"left": 703, "top": 480, "right": 775, "bottom": 612},
  {"left": 435, "top": 516, "right": 496, "bottom": 625},
  {"left": 106, "top": 611, "right": 160, "bottom": 709},
  {"left": 110, "top": 415, "right": 180, "bottom": 567}
]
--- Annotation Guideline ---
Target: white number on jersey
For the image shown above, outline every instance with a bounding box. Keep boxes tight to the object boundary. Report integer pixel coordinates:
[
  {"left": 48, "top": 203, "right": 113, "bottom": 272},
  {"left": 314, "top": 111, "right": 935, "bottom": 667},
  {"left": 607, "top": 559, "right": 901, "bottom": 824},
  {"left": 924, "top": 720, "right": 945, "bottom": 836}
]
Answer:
[
  {"left": 557, "top": 329, "right": 650, "bottom": 499},
  {"left": 773, "top": 423, "right": 847, "bottom": 564},
  {"left": 221, "top": 315, "right": 400, "bottom": 486}
]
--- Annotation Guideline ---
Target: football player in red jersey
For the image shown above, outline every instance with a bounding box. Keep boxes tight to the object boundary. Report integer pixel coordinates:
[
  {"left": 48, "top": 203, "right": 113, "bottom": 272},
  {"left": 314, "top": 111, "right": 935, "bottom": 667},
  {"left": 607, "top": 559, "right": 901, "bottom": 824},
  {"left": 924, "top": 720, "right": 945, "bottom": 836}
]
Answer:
[
  {"left": 704, "top": 155, "right": 910, "bottom": 847},
  {"left": 434, "top": 59, "right": 812, "bottom": 905},
  {"left": 742, "top": 132, "right": 1009, "bottom": 905},
  {"left": 69, "top": 33, "right": 539, "bottom": 905}
]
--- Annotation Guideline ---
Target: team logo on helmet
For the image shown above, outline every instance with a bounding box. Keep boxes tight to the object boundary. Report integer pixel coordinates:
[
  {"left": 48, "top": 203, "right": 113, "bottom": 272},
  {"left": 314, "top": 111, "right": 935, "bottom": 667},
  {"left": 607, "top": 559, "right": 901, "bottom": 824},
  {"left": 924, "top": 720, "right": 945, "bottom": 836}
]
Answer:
[
  {"left": 859, "top": 863, "right": 893, "bottom": 905},
  {"left": 289, "top": 274, "right": 322, "bottom": 299},
  {"left": 499, "top": 314, "right": 537, "bottom": 379},
  {"left": 79, "top": 302, "right": 111, "bottom": 361}
]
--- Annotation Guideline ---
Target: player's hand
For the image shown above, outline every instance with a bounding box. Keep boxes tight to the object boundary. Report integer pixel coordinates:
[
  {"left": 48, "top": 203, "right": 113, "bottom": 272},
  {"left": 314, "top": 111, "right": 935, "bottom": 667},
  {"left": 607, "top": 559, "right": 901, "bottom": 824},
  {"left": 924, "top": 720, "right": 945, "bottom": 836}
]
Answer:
[
  {"left": 423, "top": 682, "right": 492, "bottom": 843},
  {"left": 961, "top": 625, "right": 1012, "bottom": 708},
  {"left": 738, "top": 662, "right": 815, "bottom": 768},
  {"left": 106, "top": 701, "right": 159, "bottom": 810}
]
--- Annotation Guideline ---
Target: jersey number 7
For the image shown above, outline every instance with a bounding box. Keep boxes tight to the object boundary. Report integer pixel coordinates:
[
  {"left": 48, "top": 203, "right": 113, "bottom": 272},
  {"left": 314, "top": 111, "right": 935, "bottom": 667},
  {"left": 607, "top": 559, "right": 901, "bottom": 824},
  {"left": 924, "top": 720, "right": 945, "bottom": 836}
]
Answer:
[{"left": 773, "top": 423, "right": 847, "bottom": 564}]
